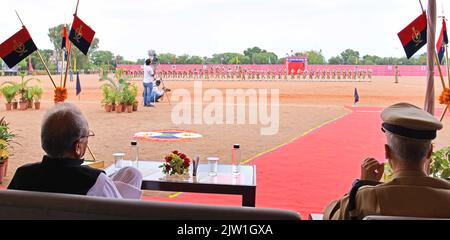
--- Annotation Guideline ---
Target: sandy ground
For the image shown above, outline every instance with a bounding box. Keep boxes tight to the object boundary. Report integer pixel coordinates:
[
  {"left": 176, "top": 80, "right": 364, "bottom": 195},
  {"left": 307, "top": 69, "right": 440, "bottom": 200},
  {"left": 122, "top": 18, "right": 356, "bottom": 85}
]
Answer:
[{"left": 0, "top": 74, "right": 449, "bottom": 189}]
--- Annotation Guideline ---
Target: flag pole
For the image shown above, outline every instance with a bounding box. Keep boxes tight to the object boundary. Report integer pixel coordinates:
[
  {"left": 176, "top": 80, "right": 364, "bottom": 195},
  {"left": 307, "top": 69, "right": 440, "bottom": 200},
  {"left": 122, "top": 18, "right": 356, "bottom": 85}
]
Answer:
[
  {"left": 87, "top": 145, "right": 97, "bottom": 161},
  {"left": 75, "top": 0, "right": 80, "bottom": 16},
  {"left": 446, "top": 45, "right": 449, "bottom": 86},
  {"left": 63, "top": 0, "right": 80, "bottom": 88},
  {"left": 60, "top": 47, "right": 64, "bottom": 87},
  {"left": 15, "top": 11, "right": 57, "bottom": 89},
  {"left": 424, "top": 0, "right": 437, "bottom": 114},
  {"left": 72, "top": 0, "right": 95, "bottom": 162},
  {"left": 434, "top": 49, "right": 447, "bottom": 89},
  {"left": 440, "top": 105, "right": 448, "bottom": 121},
  {"left": 63, "top": 45, "right": 72, "bottom": 88}
]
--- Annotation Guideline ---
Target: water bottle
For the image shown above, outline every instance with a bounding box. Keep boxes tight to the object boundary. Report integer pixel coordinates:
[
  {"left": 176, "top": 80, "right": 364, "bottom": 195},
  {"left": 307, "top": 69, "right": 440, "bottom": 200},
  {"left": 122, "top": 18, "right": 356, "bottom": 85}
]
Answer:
[
  {"left": 232, "top": 144, "right": 241, "bottom": 175},
  {"left": 130, "top": 141, "right": 139, "bottom": 168}
]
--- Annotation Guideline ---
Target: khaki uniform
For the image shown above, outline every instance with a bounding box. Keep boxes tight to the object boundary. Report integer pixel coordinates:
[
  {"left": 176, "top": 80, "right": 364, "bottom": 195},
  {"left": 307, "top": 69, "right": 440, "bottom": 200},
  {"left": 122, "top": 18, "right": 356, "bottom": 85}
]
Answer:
[{"left": 324, "top": 171, "right": 450, "bottom": 220}]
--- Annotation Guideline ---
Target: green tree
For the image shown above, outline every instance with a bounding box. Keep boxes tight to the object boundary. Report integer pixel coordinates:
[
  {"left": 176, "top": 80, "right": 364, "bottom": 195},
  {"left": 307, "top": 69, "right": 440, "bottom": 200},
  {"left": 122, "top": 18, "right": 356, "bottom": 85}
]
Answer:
[
  {"left": 186, "top": 56, "right": 203, "bottom": 64},
  {"left": 158, "top": 53, "right": 176, "bottom": 64},
  {"left": 298, "top": 50, "right": 325, "bottom": 64},
  {"left": 340, "top": 49, "right": 360, "bottom": 65},
  {"left": 244, "top": 47, "right": 265, "bottom": 57},
  {"left": 91, "top": 50, "right": 114, "bottom": 66},
  {"left": 176, "top": 54, "right": 190, "bottom": 64},
  {"left": 328, "top": 56, "right": 343, "bottom": 64}
]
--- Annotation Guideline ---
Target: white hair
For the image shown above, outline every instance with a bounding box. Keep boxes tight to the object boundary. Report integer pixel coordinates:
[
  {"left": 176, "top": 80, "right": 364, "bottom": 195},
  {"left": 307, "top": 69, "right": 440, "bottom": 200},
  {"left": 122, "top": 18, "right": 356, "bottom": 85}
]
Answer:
[
  {"left": 41, "top": 103, "right": 88, "bottom": 158},
  {"left": 385, "top": 131, "right": 432, "bottom": 164}
]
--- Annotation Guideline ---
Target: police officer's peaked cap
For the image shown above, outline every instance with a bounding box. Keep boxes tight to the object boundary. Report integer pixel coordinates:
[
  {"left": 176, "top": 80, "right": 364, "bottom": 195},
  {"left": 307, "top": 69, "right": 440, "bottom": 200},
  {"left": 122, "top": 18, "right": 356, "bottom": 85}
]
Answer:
[{"left": 381, "top": 103, "right": 443, "bottom": 140}]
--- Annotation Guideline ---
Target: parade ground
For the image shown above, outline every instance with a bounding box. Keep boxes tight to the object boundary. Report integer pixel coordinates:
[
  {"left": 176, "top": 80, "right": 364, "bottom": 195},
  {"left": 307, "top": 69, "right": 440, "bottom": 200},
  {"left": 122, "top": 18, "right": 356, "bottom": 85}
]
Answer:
[{"left": 1, "top": 74, "right": 449, "bottom": 216}]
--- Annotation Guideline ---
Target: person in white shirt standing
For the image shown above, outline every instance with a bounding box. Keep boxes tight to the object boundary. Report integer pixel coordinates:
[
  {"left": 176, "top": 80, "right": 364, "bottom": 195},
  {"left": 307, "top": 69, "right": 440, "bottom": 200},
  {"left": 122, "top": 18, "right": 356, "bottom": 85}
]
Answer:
[
  {"left": 143, "top": 59, "right": 154, "bottom": 107},
  {"left": 8, "top": 103, "right": 143, "bottom": 199}
]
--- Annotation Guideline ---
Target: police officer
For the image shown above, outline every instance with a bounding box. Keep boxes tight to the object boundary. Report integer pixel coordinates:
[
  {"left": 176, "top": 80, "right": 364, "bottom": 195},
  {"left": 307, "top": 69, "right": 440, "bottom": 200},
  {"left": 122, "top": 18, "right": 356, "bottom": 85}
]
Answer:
[{"left": 324, "top": 103, "right": 449, "bottom": 220}]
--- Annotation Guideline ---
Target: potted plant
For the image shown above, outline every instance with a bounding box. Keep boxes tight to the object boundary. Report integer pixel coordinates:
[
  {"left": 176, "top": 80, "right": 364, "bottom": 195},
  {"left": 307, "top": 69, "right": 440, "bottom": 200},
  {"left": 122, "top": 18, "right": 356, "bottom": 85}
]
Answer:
[
  {"left": 1, "top": 71, "right": 40, "bottom": 111},
  {"left": 0, "top": 86, "right": 17, "bottom": 111},
  {"left": 12, "top": 99, "right": 18, "bottom": 110},
  {"left": 30, "top": 86, "right": 43, "bottom": 110},
  {"left": 115, "top": 91, "right": 124, "bottom": 113},
  {"left": 133, "top": 100, "right": 139, "bottom": 112},
  {"left": 26, "top": 87, "right": 34, "bottom": 109},
  {"left": 121, "top": 85, "right": 134, "bottom": 113},
  {"left": 101, "top": 85, "right": 113, "bottom": 112},
  {"left": 100, "top": 69, "right": 130, "bottom": 113},
  {"left": 131, "top": 85, "right": 138, "bottom": 112},
  {"left": 0, "top": 117, "right": 17, "bottom": 182}
]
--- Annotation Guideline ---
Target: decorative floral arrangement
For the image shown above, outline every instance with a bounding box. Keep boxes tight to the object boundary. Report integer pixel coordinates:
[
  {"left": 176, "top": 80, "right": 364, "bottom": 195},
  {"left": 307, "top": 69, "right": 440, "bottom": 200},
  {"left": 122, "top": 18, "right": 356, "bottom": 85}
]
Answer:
[
  {"left": 54, "top": 87, "right": 68, "bottom": 103},
  {"left": 160, "top": 150, "right": 190, "bottom": 175},
  {"left": 0, "top": 117, "right": 17, "bottom": 163},
  {"left": 439, "top": 88, "right": 450, "bottom": 106}
]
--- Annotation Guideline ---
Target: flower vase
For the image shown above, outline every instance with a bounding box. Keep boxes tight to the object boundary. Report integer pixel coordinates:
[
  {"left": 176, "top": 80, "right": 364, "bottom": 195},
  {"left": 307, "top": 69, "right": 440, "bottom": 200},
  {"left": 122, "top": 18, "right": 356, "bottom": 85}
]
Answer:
[{"left": 163, "top": 172, "right": 190, "bottom": 181}]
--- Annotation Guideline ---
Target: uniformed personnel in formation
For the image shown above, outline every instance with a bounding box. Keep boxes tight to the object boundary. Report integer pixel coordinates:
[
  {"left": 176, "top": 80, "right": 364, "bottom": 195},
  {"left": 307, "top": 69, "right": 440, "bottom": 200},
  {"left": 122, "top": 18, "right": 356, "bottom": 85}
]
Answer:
[{"left": 324, "top": 103, "right": 450, "bottom": 220}]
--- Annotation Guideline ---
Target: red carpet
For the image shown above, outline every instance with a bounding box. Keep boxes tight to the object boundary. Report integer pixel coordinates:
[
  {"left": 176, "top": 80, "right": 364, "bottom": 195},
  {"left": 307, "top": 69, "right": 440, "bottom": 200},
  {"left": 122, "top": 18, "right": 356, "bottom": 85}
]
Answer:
[{"left": 143, "top": 107, "right": 389, "bottom": 218}]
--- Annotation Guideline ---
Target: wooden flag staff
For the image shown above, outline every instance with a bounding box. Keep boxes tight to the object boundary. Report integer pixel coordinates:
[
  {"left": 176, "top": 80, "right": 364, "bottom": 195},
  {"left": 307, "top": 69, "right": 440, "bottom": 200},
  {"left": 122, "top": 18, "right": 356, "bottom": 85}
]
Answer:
[
  {"left": 16, "top": 11, "right": 57, "bottom": 89},
  {"left": 446, "top": 44, "right": 449, "bottom": 86},
  {"left": 63, "top": 0, "right": 79, "bottom": 88}
]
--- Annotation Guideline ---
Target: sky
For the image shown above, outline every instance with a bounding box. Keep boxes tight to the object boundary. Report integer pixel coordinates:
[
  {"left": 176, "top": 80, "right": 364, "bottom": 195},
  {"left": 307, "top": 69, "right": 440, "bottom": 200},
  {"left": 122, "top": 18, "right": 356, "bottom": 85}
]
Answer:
[{"left": 0, "top": 0, "right": 448, "bottom": 61}]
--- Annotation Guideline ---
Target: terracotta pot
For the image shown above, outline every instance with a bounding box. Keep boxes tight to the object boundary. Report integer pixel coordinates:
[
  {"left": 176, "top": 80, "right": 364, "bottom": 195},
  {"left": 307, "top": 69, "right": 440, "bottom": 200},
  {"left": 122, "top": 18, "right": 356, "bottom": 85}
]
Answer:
[
  {"left": 115, "top": 104, "right": 123, "bottom": 113},
  {"left": 133, "top": 102, "right": 138, "bottom": 112},
  {"left": 12, "top": 102, "right": 18, "bottom": 110},
  {"left": 19, "top": 101, "right": 28, "bottom": 111},
  {"left": 111, "top": 104, "right": 116, "bottom": 111},
  {"left": 126, "top": 105, "right": 133, "bottom": 113},
  {"left": 2, "top": 158, "right": 7, "bottom": 177},
  {"left": 5, "top": 103, "right": 12, "bottom": 111},
  {"left": 104, "top": 104, "right": 112, "bottom": 112},
  {"left": 0, "top": 162, "right": 4, "bottom": 184},
  {"left": 28, "top": 100, "right": 33, "bottom": 109},
  {"left": 34, "top": 102, "right": 41, "bottom": 110}
]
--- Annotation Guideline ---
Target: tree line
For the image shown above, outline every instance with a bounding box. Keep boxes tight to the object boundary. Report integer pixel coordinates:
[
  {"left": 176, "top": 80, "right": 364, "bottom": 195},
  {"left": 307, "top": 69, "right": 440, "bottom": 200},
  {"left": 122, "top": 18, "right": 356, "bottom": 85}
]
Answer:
[{"left": 0, "top": 24, "right": 428, "bottom": 72}]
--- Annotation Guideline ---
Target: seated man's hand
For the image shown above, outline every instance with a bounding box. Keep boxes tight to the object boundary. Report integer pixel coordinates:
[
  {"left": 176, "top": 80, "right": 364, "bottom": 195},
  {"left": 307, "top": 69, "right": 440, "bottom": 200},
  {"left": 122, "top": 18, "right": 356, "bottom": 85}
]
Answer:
[{"left": 360, "top": 158, "right": 384, "bottom": 182}]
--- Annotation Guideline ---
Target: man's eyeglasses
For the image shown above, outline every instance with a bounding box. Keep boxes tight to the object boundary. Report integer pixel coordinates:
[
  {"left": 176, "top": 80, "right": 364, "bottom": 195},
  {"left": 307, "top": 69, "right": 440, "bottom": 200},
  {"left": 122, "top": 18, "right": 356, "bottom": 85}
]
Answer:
[{"left": 79, "top": 130, "right": 95, "bottom": 140}]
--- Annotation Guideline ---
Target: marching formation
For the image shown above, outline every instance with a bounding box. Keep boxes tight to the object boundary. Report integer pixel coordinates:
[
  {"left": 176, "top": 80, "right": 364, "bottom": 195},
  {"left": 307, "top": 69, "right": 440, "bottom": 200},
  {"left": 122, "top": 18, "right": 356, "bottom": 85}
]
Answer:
[{"left": 121, "top": 67, "right": 373, "bottom": 82}]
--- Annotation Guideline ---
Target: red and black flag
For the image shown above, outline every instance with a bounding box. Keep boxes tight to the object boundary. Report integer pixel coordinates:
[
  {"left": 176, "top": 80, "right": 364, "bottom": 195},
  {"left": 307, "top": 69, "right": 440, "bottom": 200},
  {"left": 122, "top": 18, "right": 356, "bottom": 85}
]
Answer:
[
  {"left": 398, "top": 12, "right": 427, "bottom": 59},
  {"left": 69, "top": 15, "right": 95, "bottom": 55},
  {"left": 62, "top": 25, "right": 68, "bottom": 49},
  {"left": 436, "top": 18, "right": 448, "bottom": 63},
  {"left": 0, "top": 27, "right": 37, "bottom": 68}
]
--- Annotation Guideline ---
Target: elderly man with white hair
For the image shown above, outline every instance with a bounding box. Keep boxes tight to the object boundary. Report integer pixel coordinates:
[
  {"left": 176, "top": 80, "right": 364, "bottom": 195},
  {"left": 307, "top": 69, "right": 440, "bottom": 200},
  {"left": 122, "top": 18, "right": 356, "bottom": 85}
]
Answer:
[{"left": 8, "top": 103, "right": 143, "bottom": 199}]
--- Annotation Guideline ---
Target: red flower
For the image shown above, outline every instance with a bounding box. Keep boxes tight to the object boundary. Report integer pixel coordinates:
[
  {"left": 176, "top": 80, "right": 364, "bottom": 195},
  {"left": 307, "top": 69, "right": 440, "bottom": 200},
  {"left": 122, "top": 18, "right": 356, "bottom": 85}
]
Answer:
[
  {"left": 172, "top": 150, "right": 179, "bottom": 155},
  {"left": 180, "top": 154, "right": 187, "bottom": 160},
  {"left": 165, "top": 164, "right": 171, "bottom": 171},
  {"left": 183, "top": 158, "right": 190, "bottom": 168},
  {"left": 165, "top": 156, "right": 172, "bottom": 163}
]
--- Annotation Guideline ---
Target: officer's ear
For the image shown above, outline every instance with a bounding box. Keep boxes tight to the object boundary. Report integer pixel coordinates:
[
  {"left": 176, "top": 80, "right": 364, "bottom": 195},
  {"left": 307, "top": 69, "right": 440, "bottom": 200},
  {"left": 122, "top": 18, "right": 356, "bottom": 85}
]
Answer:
[
  {"left": 384, "top": 144, "right": 391, "bottom": 160},
  {"left": 426, "top": 144, "right": 433, "bottom": 159}
]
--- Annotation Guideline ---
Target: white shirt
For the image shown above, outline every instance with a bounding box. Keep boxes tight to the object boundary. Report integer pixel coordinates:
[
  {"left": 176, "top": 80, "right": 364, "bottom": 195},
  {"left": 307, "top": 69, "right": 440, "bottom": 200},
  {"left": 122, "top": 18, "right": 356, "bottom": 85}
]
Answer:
[
  {"left": 86, "top": 173, "right": 143, "bottom": 199},
  {"left": 143, "top": 65, "right": 154, "bottom": 83},
  {"left": 152, "top": 85, "right": 162, "bottom": 96}
]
